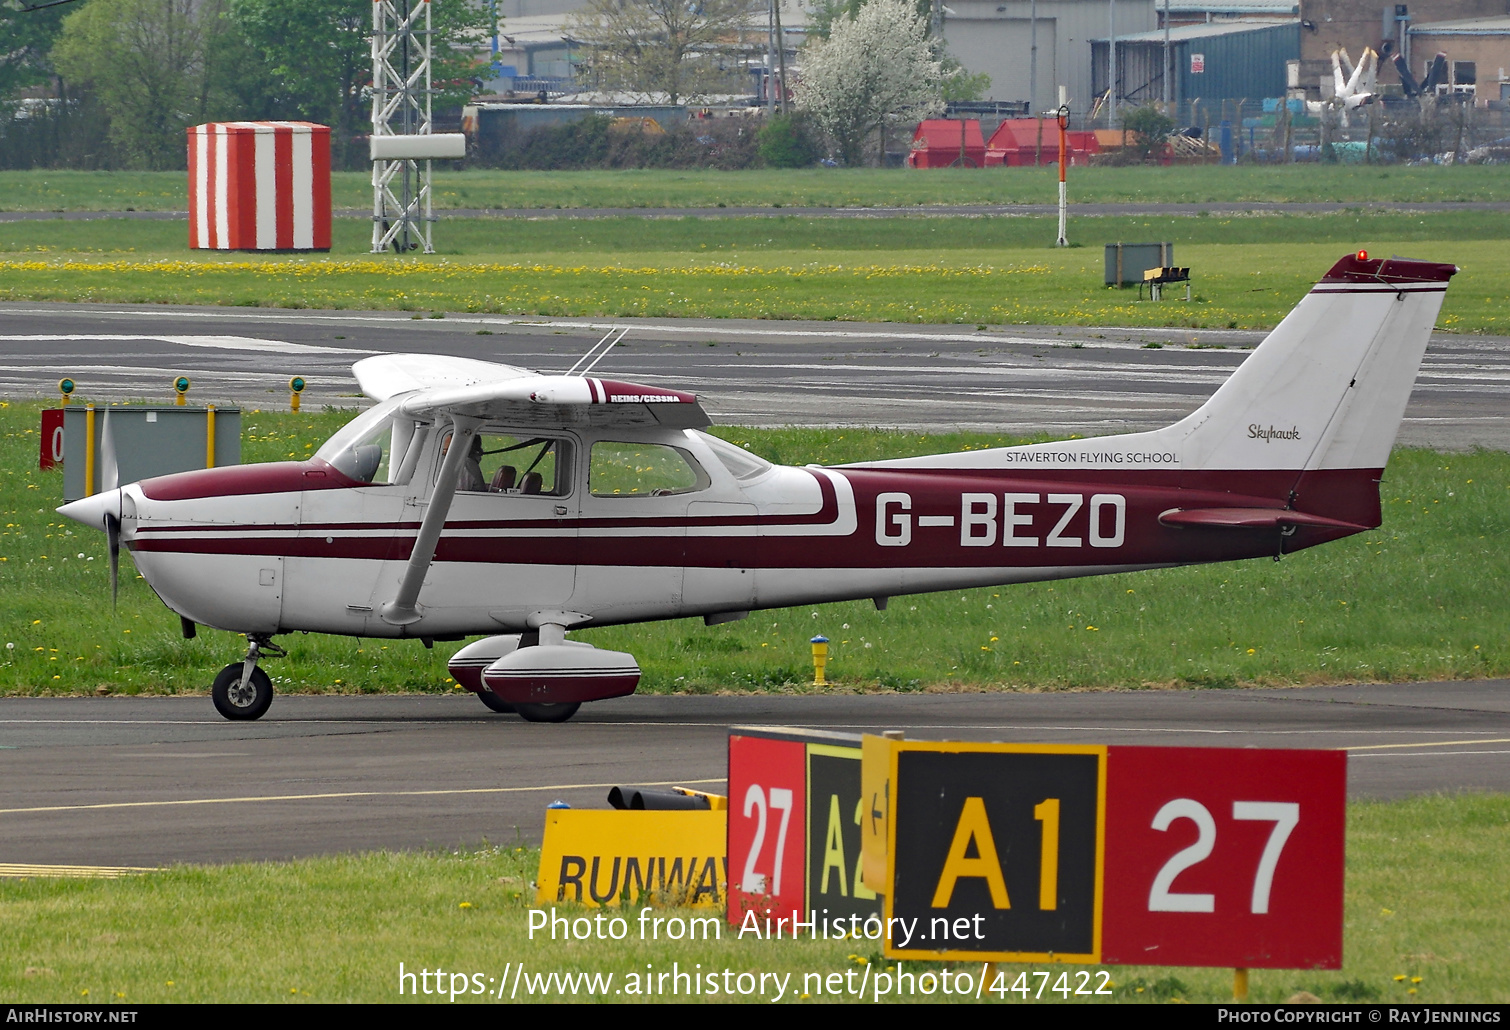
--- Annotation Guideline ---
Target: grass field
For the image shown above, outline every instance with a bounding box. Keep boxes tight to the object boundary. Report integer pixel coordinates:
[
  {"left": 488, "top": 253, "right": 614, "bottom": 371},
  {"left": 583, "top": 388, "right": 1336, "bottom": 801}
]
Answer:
[
  {"left": 3, "top": 166, "right": 1509, "bottom": 212},
  {"left": 2, "top": 403, "right": 1505, "bottom": 699},
  {"left": 1, "top": 214, "right": 1506, "bottom": 332},
  {"left": 0, "top": 792, "right": 1505, "bottom": 1003}
]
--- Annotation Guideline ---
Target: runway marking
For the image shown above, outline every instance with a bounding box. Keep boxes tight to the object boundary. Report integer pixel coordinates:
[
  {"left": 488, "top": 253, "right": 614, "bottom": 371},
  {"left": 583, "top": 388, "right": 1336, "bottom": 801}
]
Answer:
[
  {"left": 115, "top": 752, "right": 251, "bottom": 759},
  {"left": 0, "top": 333, "right": 373, "bottom": 357},
  {"left": 1353, "top": 750, "right": 1510, "bottom": 759},
  {"left": 1344, "top": 737, "right": 1510, "bottom": 751},
  {"left": 0, "top": 777, "right": 726, "bottom": 816},
  {"left": 0, "top": 306, "right": 1254, "bottom": 350},
  {"left": 0, "top": 863, "right": 156, "bottom": 879}
]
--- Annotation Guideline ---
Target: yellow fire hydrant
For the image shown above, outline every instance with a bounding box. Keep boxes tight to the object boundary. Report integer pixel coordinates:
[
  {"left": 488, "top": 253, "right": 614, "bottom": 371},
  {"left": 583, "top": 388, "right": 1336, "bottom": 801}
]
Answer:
[{"left": 810, "top": 635, "right": 830, "bottom": 686}]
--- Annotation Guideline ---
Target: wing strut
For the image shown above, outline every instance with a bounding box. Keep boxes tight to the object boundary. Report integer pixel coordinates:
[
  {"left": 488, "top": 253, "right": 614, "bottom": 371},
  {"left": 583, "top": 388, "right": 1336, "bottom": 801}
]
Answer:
[{"left": 380, "top": 415, "right": 482, "bottom": 626}]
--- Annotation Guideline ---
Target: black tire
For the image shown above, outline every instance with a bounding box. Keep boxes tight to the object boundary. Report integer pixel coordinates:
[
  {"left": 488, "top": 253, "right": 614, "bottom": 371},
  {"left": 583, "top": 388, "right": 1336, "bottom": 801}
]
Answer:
[
  {"left": 477, "top": 690, "right": 515, "bottom": 714},
  {"left": 211, "top": 663, "right": 273, "bottom": 721},
  {"left": 514, "top": 702, "right": 581, "bottom": 723}
]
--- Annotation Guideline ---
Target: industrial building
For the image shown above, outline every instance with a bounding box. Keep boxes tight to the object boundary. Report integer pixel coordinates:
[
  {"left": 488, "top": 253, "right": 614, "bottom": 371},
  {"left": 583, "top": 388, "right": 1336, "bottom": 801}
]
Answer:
[
  {"left": 939, "top": 0, "right": 1156, "bottom": 114},
  {"left": 1296, "top": 0, "right": 1506, "bottom": 87},
  {"left": 1407, "top": 15, "right": 1510, "bottom": 99},
  {"left": 1092, "top": 21, "right": 1301, "bottom": 103}
]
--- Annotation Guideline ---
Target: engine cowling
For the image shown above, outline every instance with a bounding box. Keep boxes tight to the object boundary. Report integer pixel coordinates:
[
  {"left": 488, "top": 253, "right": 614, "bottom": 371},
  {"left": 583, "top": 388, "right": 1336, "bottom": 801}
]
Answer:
[{"left": 481, "top": 644, "right": 641, "bottom": 704}]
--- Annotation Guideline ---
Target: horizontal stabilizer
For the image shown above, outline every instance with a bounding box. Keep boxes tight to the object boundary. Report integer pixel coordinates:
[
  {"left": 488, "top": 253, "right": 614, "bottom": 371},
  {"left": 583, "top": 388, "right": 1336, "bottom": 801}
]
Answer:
[{"left": 1158, "top": 507, "right": 1368, "bottom": 531}]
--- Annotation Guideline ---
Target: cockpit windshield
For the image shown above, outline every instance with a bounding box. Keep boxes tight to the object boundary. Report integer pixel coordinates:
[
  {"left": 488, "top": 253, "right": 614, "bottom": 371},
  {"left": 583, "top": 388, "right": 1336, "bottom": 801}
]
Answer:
[{"left": 313, "top": 399, "right": 423, "bottom": 485}]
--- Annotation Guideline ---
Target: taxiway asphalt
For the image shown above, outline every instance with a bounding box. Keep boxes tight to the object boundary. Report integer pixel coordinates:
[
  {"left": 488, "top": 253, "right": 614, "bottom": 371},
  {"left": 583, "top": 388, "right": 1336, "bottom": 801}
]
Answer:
[
  {"left": 2, "top": 303, "right": 1506, "bottom": 869},
  {"left": 1, "top": 683, "right": 1506, "bottom": 867},
  {"left": 2, "top": 302, "right": 1508, "bottom": 448}
]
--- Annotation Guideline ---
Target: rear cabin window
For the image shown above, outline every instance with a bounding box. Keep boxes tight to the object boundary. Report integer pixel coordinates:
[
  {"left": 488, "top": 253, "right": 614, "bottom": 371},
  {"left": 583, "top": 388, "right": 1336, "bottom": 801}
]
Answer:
[{"left": 589, "top": 442, "right": 707, "bottom": 497}]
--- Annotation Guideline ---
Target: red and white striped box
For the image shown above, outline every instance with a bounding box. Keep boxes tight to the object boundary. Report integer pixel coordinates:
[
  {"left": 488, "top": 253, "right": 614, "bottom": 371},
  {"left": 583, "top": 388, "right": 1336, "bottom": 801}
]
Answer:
[{"left": 187, "top": 122, "right": 332, "bottom": 251}]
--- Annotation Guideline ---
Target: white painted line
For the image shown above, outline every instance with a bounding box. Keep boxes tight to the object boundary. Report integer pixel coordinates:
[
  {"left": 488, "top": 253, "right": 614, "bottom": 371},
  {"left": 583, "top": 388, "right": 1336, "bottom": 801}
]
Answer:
[
  {"left": 1346, "top": 737, "right": 1510, "bottom": 751},
  {"left": 0, "top": 365, "right": 349, "bottom": 381},
  {"left": 0, "top": 306, "right": 1259, "bottom": 351},
  {"left": 0, "top": 777, "right": 726, "bottom": 816},
  {"left": 114, "top": 752, "right": 253, "bottom": 759},
  {"left": 1352, "top": 749, "right": 1510, "bottom": 759},
  {"left": 0, "top": 334, "right": 373, "bottom": 357}
]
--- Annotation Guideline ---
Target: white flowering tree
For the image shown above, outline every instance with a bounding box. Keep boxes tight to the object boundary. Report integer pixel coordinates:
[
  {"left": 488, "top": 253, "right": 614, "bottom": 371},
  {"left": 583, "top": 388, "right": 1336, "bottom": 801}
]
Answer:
[{"left": 794, "top": 0, "right": 944, "bottom": 166}]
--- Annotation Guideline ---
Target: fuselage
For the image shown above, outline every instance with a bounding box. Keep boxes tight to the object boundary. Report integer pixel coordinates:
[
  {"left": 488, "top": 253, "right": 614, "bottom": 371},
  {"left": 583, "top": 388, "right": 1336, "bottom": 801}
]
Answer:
[{"left": 111, "top": 413, "right": 1368, "bottom": 639}]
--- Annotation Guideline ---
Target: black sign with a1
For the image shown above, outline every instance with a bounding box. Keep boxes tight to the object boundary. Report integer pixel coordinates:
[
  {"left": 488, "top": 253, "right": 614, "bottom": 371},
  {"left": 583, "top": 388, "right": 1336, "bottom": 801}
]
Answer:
[{"left": 888, "top": 745, "right": 1104, "bottom": 961}]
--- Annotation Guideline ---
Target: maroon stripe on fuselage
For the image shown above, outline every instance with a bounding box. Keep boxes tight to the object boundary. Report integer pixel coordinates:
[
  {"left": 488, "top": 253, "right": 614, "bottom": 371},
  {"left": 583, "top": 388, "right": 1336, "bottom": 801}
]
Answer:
[
  {"left": 139, "top": 459, "right": 358, "bottom": 501},
  {"left": 843, "top": 466, "right": 1383, "bottom": 528},
  {"left": 126, "top": 467, "right": 1379, "bottom": 569}
]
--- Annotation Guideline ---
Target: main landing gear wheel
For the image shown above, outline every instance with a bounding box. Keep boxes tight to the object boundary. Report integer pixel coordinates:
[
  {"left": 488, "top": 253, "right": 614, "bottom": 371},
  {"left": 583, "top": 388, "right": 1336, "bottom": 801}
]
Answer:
[
  {"left": 212, "top": 663, "right": 273, "bottom": 721},
  {"left": 477, "top": 690, "right": 515, "bottom": 714},
  {"left": 514, "top": 702, "right": 580, "bottom": 723}
]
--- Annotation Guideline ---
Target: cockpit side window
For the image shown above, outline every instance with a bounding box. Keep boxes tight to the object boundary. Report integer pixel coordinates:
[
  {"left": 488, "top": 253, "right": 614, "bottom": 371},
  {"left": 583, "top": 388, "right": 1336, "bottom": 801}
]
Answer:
[
  {"left": 440, "top": 431, "right": 572, "bottom": 496},
  {"left": 589, "top": 441, "right": 709, "bottom": 497}
]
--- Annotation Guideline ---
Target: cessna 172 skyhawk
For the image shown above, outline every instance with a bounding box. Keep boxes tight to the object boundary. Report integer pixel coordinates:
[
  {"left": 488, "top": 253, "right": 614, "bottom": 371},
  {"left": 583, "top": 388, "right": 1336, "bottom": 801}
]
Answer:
[{"left": 59, "top": 252, "right": 1455, "bottom": 722}]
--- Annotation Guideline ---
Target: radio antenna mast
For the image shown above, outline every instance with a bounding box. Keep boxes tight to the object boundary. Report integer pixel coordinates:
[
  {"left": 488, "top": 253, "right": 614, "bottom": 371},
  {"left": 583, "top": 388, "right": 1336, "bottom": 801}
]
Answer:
[
  {"left": 371, "top": 0, "right": 436, "bottom": 254},
  {"left": 567, "top": 327, "right": 630, "bottom": 376}
]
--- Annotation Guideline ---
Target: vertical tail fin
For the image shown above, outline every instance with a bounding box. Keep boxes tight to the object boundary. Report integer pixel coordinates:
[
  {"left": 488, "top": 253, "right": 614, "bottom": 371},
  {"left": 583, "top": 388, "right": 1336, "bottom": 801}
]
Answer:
[
  {"left": 861, "top": 253, "right": 1456, "bottom": 530},
  {"left": 1171, "top": 254, "right": 1455, "bottom": 469},
  {"left": 1165, "top": 252, "right": 1455, "bottom": 524}
]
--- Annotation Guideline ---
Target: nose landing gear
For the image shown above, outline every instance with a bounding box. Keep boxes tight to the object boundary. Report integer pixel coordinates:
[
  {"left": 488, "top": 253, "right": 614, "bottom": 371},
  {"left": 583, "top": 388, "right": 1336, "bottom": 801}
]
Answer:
[{"left": 211, "top": 635, "right": 285, "bottom": 721}]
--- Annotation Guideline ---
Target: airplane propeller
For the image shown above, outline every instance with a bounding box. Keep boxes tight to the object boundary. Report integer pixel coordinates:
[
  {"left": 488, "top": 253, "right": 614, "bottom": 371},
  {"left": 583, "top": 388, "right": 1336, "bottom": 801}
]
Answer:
[{"left": 104, "top": 512, "right": 121, "bottom": 606}]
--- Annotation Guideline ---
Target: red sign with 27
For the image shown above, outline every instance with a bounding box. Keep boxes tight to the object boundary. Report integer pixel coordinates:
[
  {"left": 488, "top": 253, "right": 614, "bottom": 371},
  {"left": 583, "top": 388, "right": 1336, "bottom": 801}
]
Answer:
[
  {"left": 1100, "top": 746, "right": 1346, "bottom": 968},
  {"left": 726, "top": 733, "right": 807, "bottom": 927}
]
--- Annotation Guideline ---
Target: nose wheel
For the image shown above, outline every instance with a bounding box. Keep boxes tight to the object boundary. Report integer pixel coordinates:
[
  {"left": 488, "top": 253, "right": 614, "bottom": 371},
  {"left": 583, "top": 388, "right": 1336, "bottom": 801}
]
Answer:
[{"left": 211, "top": 635, "right": 284, "bottom": 721}]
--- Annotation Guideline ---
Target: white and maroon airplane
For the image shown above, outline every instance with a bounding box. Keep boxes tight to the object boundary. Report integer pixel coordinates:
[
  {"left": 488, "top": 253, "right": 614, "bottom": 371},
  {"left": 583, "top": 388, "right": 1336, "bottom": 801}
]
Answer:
[{"left": 58, "top": 252, "right": 1456, "bottom": 722}]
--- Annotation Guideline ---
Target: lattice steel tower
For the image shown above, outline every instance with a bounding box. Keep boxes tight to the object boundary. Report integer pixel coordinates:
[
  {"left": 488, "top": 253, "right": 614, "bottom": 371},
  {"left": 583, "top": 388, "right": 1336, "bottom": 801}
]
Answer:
[{"left": 371, "top": 0, "right": 438, "bottom": 254}]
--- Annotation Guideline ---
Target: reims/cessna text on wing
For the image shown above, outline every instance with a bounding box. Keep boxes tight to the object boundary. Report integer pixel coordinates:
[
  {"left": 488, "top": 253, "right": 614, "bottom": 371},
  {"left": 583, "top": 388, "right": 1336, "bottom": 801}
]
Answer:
[{"left": 59, "top": 253, "right": 1456, "bottom": 722}]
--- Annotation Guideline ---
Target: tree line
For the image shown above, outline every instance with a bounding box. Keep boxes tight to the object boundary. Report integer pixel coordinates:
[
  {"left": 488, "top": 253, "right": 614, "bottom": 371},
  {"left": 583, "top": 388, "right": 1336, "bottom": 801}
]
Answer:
[
  {"left": 2, "top": 0, "right": 984, "bottom": 170},
  {"left": 0, "top": 0, "right": 483, "bottom": 170}
]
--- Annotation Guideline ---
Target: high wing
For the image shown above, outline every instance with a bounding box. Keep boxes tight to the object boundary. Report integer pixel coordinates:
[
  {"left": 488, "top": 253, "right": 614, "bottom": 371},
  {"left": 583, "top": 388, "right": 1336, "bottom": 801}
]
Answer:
[
  {"left": 353, "top": 353, "right": 710, "bottom": 430},
  {"left": 354, "top": 353, "right": 534, "bottom": 400},
  {"left": 353, "top": 352, "right": 709, "bottom": 626}
]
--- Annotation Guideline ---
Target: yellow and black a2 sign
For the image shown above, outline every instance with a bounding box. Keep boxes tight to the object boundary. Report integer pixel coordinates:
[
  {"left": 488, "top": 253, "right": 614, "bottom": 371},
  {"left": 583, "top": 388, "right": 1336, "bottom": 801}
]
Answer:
[
  {"left": 806, "top": 744, "right": 882, "bottom": 922},
  {"left": 886, "top": 743, "right": 1105, "bottom": 962}
]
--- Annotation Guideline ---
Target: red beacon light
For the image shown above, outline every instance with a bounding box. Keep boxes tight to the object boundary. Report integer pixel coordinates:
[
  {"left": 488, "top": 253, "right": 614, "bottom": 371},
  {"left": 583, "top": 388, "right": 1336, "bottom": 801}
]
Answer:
[{"left": 1356, "top": 250, "right": 1369, "bottom": 261}]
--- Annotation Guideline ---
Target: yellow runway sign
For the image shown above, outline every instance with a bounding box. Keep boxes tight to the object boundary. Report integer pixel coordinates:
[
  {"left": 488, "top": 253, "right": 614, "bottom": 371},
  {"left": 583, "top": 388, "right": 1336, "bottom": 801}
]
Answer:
[{"left": 537, "top": 810, "right": 727, "bottom": 908}]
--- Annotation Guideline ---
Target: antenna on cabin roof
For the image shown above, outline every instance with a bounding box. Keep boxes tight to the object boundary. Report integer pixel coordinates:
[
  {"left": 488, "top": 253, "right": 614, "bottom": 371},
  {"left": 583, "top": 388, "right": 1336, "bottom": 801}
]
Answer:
[{"left": 566, "top": 327, "right": 629, "bottom": 377}]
